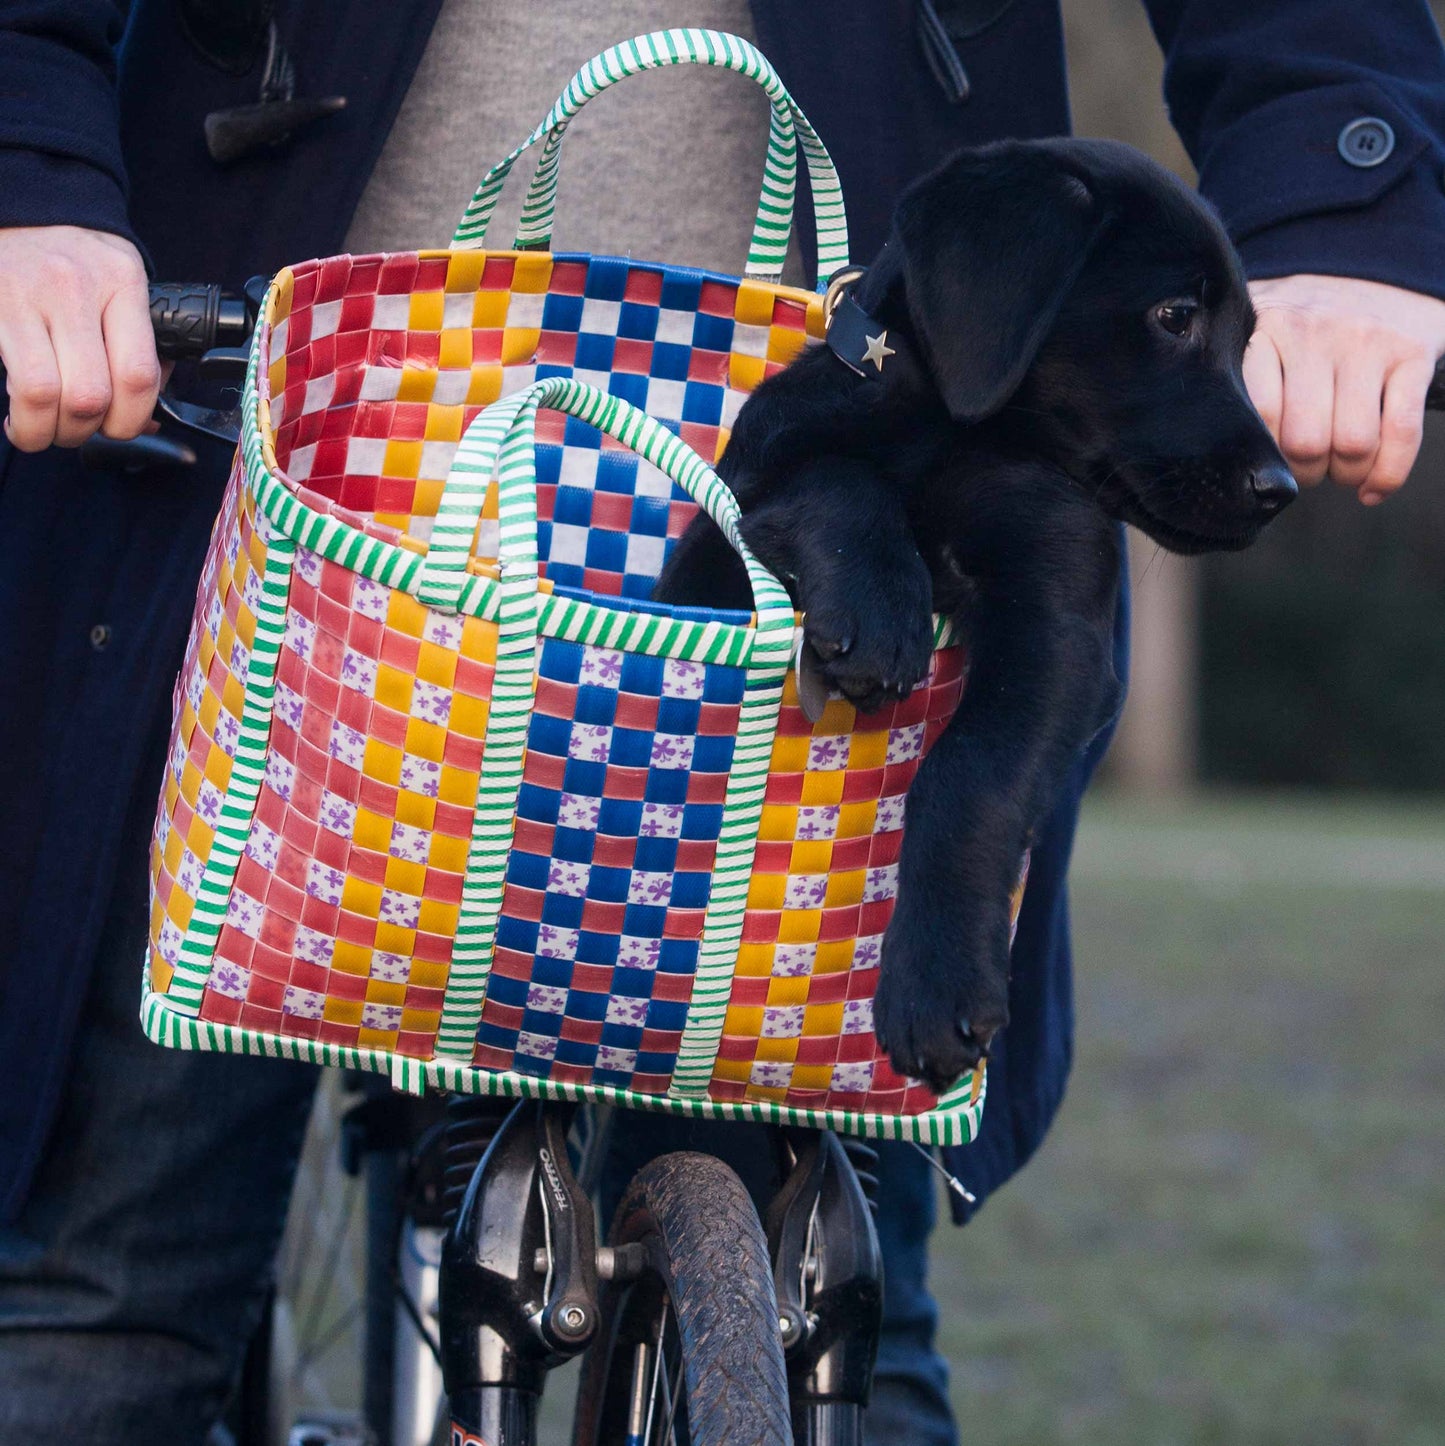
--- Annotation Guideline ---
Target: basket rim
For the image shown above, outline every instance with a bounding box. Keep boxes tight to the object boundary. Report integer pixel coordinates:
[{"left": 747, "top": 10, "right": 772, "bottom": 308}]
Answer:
[
  {"left": 141, "top": 983, "right": 985, "bottom": 1145},
  {"left": 257, "top": 245, "right": 824, "bottom": 559},
  {"left": 246, "top": 251, "right": 960, "bottom": 660}
]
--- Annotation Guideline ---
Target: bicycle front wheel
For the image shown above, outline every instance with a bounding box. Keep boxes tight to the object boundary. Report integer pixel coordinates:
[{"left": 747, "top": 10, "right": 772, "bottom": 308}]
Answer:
[{"left": 572, "top": 1151, "right": 791, "bottom": 1446}]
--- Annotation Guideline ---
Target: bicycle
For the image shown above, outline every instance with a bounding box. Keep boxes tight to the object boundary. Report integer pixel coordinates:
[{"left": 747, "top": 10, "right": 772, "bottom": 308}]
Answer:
[
  {"left": 298, "top": 1079, "right": 908, "bottom": 1446},
  {"left": 60, "top": 283, "right": 1445, "bottom": 1446}
]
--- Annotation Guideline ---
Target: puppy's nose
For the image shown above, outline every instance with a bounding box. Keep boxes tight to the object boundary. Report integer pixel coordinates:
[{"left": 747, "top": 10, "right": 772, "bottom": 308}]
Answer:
[{"left": 1249, "top": 464, "right": 1298, "bottom": 514}]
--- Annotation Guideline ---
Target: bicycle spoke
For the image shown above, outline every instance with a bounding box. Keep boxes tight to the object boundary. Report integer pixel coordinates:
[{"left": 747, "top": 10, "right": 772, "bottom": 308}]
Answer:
[
  {"left": 658, "top": 1334, "right": 685, "bottom": 1446},
  {"left": 276, "top": 1088, "right": 342, "bottom": 1303},
  {"left": 641, "top": 1297, "right": 669, "bottom": 1446},
  {"left": 643, "top": 1294, "right": 687, "bottom": 1446},
  {"left": 391, "top": 1267, "right": 444, "bottom": 1368},
  {"left": 626, "top": 1341, "right": 654, "bottom": 1446},
  {"left": 295, "top": 1298, "right": 365, "bottom": 1375}
]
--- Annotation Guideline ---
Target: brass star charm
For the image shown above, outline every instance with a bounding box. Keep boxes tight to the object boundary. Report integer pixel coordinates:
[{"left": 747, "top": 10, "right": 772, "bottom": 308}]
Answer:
[{"left": 862, "top": 330, "right": 895, "bottom": 372}]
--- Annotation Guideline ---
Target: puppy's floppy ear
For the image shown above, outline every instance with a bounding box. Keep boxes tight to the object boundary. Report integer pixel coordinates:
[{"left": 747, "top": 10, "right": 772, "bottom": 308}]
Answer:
[{"left": 887, "top": 145, "right": 1110, "bottom": 423}]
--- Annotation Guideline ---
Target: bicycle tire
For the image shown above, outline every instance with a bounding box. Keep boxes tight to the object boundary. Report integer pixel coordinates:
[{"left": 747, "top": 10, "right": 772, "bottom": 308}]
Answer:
[{"left": 572, "top": 1151, "right": 791, "bottom": 1446}]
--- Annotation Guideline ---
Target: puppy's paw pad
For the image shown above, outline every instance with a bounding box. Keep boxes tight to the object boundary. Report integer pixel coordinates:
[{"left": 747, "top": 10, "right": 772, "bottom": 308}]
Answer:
[
  {"left": 874, "top": 910, "right": 1009, "bottom": 1094},
  {"left": 875, "top": 994, "right": 1003, "bottom": 1095},
  {"left": 800, "top": 593, "right": 934, "bottom": 714}
]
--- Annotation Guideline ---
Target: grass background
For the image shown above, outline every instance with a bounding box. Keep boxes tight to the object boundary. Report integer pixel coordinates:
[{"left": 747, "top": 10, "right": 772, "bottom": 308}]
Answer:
[{"left": 928, "top": 793, "right": 1445, "bottom": 1446}]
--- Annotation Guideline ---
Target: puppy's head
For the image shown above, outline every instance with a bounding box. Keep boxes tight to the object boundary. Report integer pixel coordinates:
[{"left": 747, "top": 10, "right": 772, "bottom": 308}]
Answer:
[{"left": 880, "top": 138, "right": 1295, "bottom": 552}]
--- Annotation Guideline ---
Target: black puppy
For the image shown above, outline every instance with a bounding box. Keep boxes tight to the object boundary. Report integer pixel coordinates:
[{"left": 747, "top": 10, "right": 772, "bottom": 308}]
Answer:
[{"left": 654, "top": 138, "right": 1294, "bottom": 1093}]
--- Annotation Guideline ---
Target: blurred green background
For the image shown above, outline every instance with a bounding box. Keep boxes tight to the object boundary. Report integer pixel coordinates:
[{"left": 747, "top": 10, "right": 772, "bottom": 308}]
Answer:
[{"left": 934, "top": 793, "right": 1445, "bottom": 1445}]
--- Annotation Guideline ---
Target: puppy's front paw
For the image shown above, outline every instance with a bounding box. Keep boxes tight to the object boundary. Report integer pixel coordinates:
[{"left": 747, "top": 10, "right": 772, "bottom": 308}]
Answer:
[
  {"left": 873, "top": 890, "right": 1011, "bottom": 1095},
  {"left": 798, "top": 551, "right": 935, "bottom": 716}
]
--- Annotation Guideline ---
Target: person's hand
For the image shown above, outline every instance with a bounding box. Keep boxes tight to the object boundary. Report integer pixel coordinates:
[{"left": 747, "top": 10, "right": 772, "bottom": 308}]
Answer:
[
  {"left": 1244, "top": 274, "right": 1445, "bottom": 506},
  {"left": 0, "top": 225, "right": 160, "bottom": 453}
]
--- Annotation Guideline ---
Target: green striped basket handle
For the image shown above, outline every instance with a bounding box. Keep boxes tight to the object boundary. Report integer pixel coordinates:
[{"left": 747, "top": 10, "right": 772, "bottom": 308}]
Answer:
[
  {"left": 451, "top": 29, "right": 851, "bottom": 287},
  {"left": 417, "top": 376, "right": 796, "bottom": 642}
]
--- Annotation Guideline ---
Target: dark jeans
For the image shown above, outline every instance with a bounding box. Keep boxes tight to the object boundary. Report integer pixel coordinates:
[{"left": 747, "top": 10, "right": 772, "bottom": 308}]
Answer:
[
  {"left": 0, "top": 887, "right": 319, "bottom": 1444},
  {"left": 0, "top": 942, "right": 956, "bottom": 1446}
]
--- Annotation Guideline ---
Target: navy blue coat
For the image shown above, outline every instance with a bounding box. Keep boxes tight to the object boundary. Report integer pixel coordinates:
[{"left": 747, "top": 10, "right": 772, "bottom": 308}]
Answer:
[{"left": 3, "top": 0, "right": 1444, "bottom": 1220}]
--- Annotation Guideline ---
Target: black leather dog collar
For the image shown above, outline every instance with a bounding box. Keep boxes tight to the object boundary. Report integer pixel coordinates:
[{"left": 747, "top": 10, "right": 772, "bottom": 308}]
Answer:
[
  {"left": 824, "top": 268, "right": 919, "bottom": 384},
  {"left": 827, "top": 292, "right": 899, "bottom": 378}
]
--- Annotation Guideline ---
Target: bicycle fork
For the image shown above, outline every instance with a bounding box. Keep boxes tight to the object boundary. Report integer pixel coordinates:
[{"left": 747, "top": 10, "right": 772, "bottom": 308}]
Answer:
[
  {"left": 769, "top": 1132, "right": 885, "bottom": 1446},
  {"left": 439, "top": 1103, "right": 884, "bottom": 1446},
  {"left": 439, "top": 1100, "right": 642, "bottom": 1446}
]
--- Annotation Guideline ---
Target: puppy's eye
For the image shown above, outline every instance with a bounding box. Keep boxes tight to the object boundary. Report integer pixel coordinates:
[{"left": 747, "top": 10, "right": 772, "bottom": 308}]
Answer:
[{"left": 1154, "top": 300, "right": 1199, "bottom": 336}]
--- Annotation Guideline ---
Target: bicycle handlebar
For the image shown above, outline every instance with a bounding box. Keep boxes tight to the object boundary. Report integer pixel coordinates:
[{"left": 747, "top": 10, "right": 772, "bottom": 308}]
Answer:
[
  {"left": 147, "top": 282, "right": 254, "bottom": 361},
  {"left": 131, "top": 281, "right": 1445, "bottom": 409},
  {"left": 129, "top": 280, "right": 1445, "bottom": 410},
  {"left": 3, "top": 279, "right": 1443, "bottom": 470}
]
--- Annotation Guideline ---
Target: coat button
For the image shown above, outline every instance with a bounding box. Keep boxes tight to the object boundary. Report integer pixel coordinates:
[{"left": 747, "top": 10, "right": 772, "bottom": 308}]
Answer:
[
  {"left": 89, "top": 623, "right": 113, "bottom": 651},
  {"left": 1338, "top": 117, "right": 1395, "bottom": 168}
]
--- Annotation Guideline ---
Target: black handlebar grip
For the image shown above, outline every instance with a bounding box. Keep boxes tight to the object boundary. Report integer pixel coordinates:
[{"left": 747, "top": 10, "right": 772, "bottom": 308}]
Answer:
[
  {"left": 1428, "top": 359, "right": 1444, "bottom": 412},
  {"left": 148, "top": 283, "right": 225, "bottom": 362}
]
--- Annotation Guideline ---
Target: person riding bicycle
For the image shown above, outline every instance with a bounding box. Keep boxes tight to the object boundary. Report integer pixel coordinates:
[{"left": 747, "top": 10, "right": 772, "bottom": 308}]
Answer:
[{"left": 2, "top": 3, "right": 1444, "bottom": 1443}]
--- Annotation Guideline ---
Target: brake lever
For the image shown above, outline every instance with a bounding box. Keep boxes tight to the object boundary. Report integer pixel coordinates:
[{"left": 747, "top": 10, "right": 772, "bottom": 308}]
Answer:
[
  {"left": 79, "top": 432, "right": 198, "bottom": 472},
  {"left": 154, "top": 391, "right": 244, "bottom": 448},
  {"left": 82, "top": 357, "right": 244, "bottom": 466}
]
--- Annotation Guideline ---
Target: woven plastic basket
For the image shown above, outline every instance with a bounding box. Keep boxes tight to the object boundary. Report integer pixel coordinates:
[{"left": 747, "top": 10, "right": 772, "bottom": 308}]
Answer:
[{"left": 144, "top": 30, "right": 1018, "bottom": 1144}]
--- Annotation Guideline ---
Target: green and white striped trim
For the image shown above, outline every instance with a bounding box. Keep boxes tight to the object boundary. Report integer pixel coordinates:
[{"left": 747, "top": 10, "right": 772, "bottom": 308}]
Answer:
[
  {"left": 417, "top": 386, "right": 539, "bottom": 614},
  {"left": 424, "top": 375, "right": 795, "bottom": 1056},
  {"left": 669, "top": 643, "right": 791, "bottom": 1096},
  {"left": 418, "top": 375, "right": 794, "bottom": 626},
  {"left": 142, "top": 986, "right": 985, "bottom": 1145},
  {"left": 165, "top": 529, "right": 296, "bottom": 1015},
  {"left": 431, "top": 392, "right": 546, "bottom": 1056},
  {"left": 144, "top": 986, "right": 394, "bottom": 1072},
  {"left": 451, "top": 29, "right": 851, "bottom": 285}
]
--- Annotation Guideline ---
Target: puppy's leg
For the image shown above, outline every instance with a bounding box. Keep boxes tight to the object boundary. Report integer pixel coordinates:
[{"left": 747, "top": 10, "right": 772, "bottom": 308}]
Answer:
[
  {"left": 740, "top": 458, "right": 935, "bottom": 712},
  {"left": 655, "top": 458, "right": 936, "bottom": 711},
  {"left": 653, "top": 508, "right": 755, "bottom": 610},
  {"left": 652, "top": 413, "right": 803, "bottom": 611},
  {"left": 873, "top": 514, "right": 1124, "bottom": 1094}
]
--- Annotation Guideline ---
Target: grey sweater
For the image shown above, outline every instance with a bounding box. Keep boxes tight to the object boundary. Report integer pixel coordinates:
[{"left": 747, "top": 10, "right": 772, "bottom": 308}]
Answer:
[{"left": 345, "top": 1, "right": 795, "bottom": 277}]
